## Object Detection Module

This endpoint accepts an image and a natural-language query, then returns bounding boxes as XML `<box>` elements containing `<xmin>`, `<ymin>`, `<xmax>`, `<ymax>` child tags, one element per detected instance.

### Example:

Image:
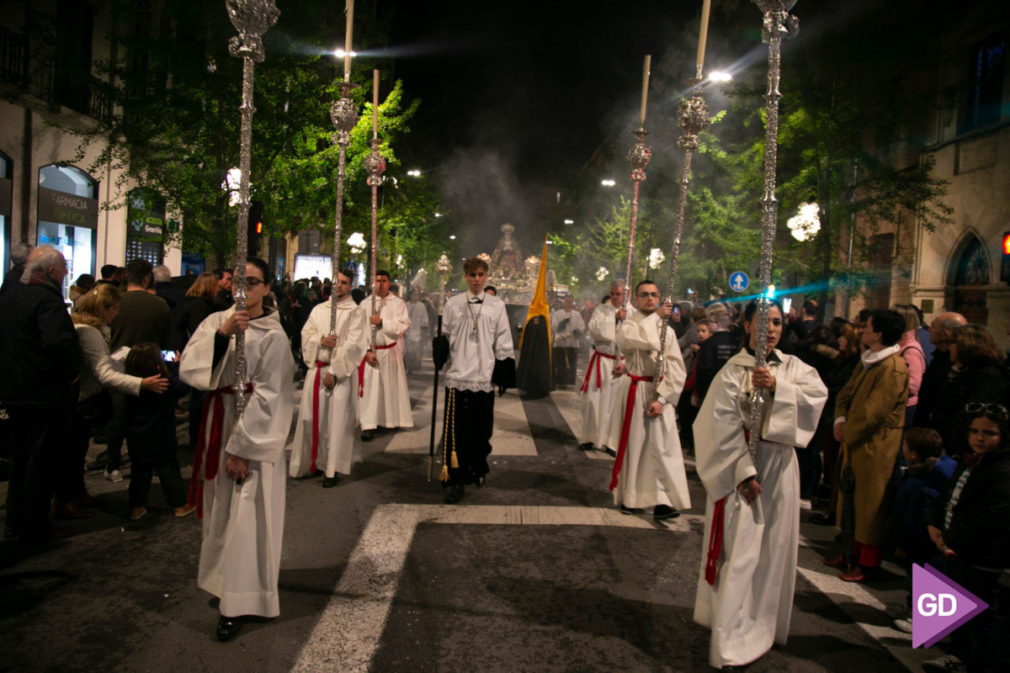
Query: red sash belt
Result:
<box><xmin>188</xmin><ymin>382</ymin><xmax>255</xmax><ymax>518</ymax></box>
<box><xmin>358</xmin><ymin>342</ymin><xmax>397</xmax><ymax>397</ymax></box>
<box><xmin>704</xmin><ymin>430</ymin><xmax>751</xmax><ymax>585</ymax></box>
<box><xmin>609</xmin><ymin>374</ymin><xmax>654</xmax><ymax>491</ymax></box>
<box><xmin>580</xmin><ymin>350</ymin><xmax>617</xmax><ymax>393</ymax></box>
<box><xmin>310</xmin><ymin>360</ymin><xmax>330</xmax><ymax>475</ymax></box>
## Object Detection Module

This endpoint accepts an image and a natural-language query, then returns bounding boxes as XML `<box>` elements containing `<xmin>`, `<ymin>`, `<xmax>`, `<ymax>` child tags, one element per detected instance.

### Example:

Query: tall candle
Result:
<box><xmin>639</xmin><ymin>54</ymin><xmax>651</xmax><ymax>126</ymax></box>
<box><xmin>372</xmin><ymin>69</ymin><xmax>379</xmax><ymax>138</ymax></box>
<box><xmin>343</xmin><ymin>0</ymin><xmax>355</xmax><ymax>81</ymax></box>
<box><xmin>696</xmin><ymin>0</ymin><xmax>711</xmax><ymax>80</ymax></box>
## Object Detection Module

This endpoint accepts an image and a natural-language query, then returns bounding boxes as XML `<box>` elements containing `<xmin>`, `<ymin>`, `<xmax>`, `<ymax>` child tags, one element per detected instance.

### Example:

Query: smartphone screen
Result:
<box><xmin>161</xmin><ymin>350</ymin><xmax>178</xmax><ymax>362</ymax></box>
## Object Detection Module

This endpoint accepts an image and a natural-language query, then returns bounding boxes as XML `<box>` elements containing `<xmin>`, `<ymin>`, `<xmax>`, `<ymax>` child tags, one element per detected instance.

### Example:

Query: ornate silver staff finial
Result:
<box><xmin>365</xmin><ymin>70</ymin><xmax>386</xmax><ymax>350</ymax></box>
<box><xmin>621</xmin><ymin>56</ymin><xmax>652</xmax><ymax>313</ymax></box>
<box><xmin>327</xmin><ymin>85</ymin><xmax>359</xmax><ymax>340</ymax></box>
<box><xmin>748</xmin><ymin>0</ymin><xmax>798</xmax><ymax>459</ymax></box>
<box><xmin>225</xmin><ymin>0</ymin><xmax>278</xmax><ymax>415</ymax></box>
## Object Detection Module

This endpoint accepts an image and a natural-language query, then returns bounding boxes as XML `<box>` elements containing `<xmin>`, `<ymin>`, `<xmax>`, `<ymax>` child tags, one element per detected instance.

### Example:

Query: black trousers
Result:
<box><xmin>105</xmin><ymin>391</ymin><xmax>129</xmax><ymax>471</ymax></box>
<box><xmin>441</xmin><ymin>387</ymin><xmax>494</xmax><ymax>486</ymax></box>
<box><xmin>5</xmin><ymin>405</ymin><xmax>70</xmax><ymax>539</ymax></box>
<box><xmin>128</xmin><ymin>455</ymin><xmax>188</xmax><ymax>509</ymax></box>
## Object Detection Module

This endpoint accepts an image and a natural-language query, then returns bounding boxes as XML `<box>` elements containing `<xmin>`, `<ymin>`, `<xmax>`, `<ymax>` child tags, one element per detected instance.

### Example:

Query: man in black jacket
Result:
<box><xmin>0</xmin><ymin>246</ymin><xmax>80</xmax><ymax>543</ymax></box>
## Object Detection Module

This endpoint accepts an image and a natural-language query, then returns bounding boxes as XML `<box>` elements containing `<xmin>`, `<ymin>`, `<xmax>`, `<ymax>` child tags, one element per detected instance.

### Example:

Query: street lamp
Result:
<box><xmin>563</xmin><ymin>218</ymin><xmax>574</xmax><ymax>225</ymax></box>
<box><xmin>787</xmin><ymin>202</ymin><xmax>821</xmax><ymax>241</ymax></box>
<box><xmin>708</xmin><ymin>70</ymin><xmax>733</xmax><ymax>83</ymax></box>
<box><xmin>434</xmin><ymin>212</ymin><xmax>442</xmax><ymax>218</ymax></box>
<box><xmin>449</xmin><ymin>234</ymin><xmax>456</xmax><ymax>240</ymax></box>
<box><xmin>600</xmin><ymin>179</ymin><xmax>616</xmax><ymax>187</ymax></box>
<box><xmin>406</xmin><ymin>169</ymin><xmax>422</xmax><ymax>177</ymax></box>
<box><xmin>222</xmin><ymin>167</ymin><xmax>243</xmax><ymax>206</ymax></box>
<box><xmin>332</xmin><ymin>48</ymin><xmax>358</xmax><ymax>59</ymax></box>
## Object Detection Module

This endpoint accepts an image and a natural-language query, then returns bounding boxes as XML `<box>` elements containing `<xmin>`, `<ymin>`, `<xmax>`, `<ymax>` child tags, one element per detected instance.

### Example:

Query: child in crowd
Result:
<box><xmin>124</xmin><ymin>343</ymin><xmax>195</xmax><ymax>520</ymax></box>
<box><xmin>921</xmin><ymin>403</ymin><xmax>1010</xmax><ymax>673</ymax></box>
<box><xmin>889</xmin><ymin>427</ymin><xmax>956</xmax><ymax>632</ymax></box>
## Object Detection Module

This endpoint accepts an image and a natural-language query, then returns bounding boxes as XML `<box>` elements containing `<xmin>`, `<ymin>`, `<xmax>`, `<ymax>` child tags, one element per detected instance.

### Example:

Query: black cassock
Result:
<box><xmin>517</xmin><ymin>315</ymin><xmax>551</xmax><ymax>399</ymax></box>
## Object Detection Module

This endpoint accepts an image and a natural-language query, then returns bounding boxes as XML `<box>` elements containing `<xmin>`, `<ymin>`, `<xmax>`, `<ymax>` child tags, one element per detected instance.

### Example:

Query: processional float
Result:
<box><xmin>225</xmin><ymin>0</ymin><xmax>279</xmax><ymax>415</ymax></box>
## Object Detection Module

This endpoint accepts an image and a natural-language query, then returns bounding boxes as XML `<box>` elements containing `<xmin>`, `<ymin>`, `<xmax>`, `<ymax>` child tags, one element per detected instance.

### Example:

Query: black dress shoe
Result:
<box><xmin>579</xmin><ymin>442</ymin><xmax>593</xmax><ymax>451</ymax></box>
<box><xmin>216</xmin><ymin>615</ymin><xmax>243</xmax><ymax>642</ymax></box>
<box><xmin>321</xmin><ymin>476</ymin><xmax>339</xmax><ymax>488</ymax></box>
<box><xmin>360</xmin><ymin>430</ymin><xmax>376</xmax><ymax>442</ymax></box>
<box><xmin>604</xmin><ymin>447</ymin><xmax>617</xmax><ymax>457</ymax></box>
<box><xmin>619</xmin><ymin>505</ymin><xmax>642</xmax><ymax>515</ymax></box>
<box><xmin>653</xmin><ymin>505</ymin><xmax>680</xmax><ymax>521</ymax></box>
<box><xmin>809</xmin><ymin>511</ymin><xmax>835</xmax><ymax>525</ymax></box>
<box><xmin>443</xmin><ymin>483</ymin><xmax>464</xmax><ymax>504</ymax></box>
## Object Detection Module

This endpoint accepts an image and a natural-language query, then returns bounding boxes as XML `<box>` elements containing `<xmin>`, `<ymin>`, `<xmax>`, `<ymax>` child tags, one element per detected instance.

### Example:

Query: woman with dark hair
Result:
<box><xmin>179</xmin><ymin>258</ymin><xmax>295</xmax><ymax>641</ymax></box>
<box><xmin>828</xmin><ymin>309</ymin><xmax>910</xmax><ymax>581</ymax></box>
<box><xmin>923</xmin><ymin>403</ymin><xmax>1010</xmax><ymax>673</ymax></box>
<box><xmin>927</xmin><ymin>324</ymin><xmax>1008</xmax><ymax>458</ymax></box>
<box><xmin>693</xmin><ymin>300</ymin><xmax>828</xmax><ymax>670</ymax></box>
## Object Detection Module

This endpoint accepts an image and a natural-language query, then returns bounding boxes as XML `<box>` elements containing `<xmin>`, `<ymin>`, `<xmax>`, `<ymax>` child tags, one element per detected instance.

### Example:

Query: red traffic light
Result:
<box><xmin>255</xmin><ymin>221</ymin><xmax>263</xmax><ymax>235</ymax></box>
<box><xmin>1003</xmin><ymin>232</ymin><xmax>1010</xmax><ymax>255</ymax></box>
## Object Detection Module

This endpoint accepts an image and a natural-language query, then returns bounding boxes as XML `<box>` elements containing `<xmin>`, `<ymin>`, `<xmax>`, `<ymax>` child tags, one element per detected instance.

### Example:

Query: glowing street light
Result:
<box><xmin>563</xmin><ymin>218</ymin><xmax>574</xmax><ymax>225</ymax></box>
<box><xmin>406</xmin><ymin>169</ymin><xmax>422</xmax><ymax>177</ymax></box>
<box><xmin>600</xmin><ymin>179</ymin><xmax>616</xmax><ymax>187</ymax></box>
<box><xmin>434</xmin><ymin>212</ymin><xmax>442</xmax><ymax>218</ymax></box>
<box><xmin>708</xmin><ymin>70</ymin><xmax>733</xmax><ymax>83</ymax></box>
<box><xmin>332</xmin><ymin>48</ymin><xmax>358</xmax><ymax>59</ymax></box>
<box><xmin>787</xmin><ymin>202</ymin><xmax>821</xmax><ymax>241</ymax></box>
<box><xmin>449</xmin><ymin>234</ymin><xmax>456</xmax><ymax>240</ymax></box>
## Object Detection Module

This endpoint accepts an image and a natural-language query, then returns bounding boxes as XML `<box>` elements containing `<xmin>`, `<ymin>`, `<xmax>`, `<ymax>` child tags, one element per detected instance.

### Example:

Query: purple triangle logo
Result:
<box><xmin>912</xmin><ymin>563</ymin><xmax>989</xmax><ymax>648</ymax></box>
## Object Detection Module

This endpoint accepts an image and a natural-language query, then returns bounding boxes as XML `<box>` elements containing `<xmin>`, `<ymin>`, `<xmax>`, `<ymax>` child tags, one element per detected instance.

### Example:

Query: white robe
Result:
<box><xmin>178</xmin><ymin>308</ymin><xmax>295</xmax><ymax>619</ymax></box>
<box><xmin>441</xmin><ymin>291</ymin><xmax>515</xmax><ymax>392</ymax></box>
<box><xmin>580</xmin><ymin>302</ymin><xmax>621</xmax><ymax>449</ymax></box>
<box><xmin>358</xmin><ymin>293</ymin><xmax>413</xmax><ymax>430</ymax></box>
<box><xmin>289</xmin><ymin>297</ymin><xmax>368</xmax><ymax>478</ymax></box>
<box><xmin>609</xmin><ymin>311</ymin><xmax>691</xmax><ymax>510</ymax></box>
<box><xmin>692</xmin><ymin>349</ymin><xmax>827</xmax><ymax>668</ymax></box>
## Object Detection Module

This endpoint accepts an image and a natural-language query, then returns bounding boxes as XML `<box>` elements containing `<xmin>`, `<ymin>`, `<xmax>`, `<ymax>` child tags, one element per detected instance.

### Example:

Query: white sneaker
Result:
<box><xmin>104</xmin><ymin>469</ymin><xmax>123</xmax><ymax>483</ymax></box>
<box><xmin>892</xmin><ymin>616</ymin><xmax>913</xmax><ymax>633</ymax></box>
<box><xmin>921</xmin><ymin>654</ymin><xmax>964</xmax><ymax>672</ymax></box>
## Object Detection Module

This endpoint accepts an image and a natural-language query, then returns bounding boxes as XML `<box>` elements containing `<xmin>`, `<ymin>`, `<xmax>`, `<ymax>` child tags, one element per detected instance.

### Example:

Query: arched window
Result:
<box><xmin>36</xmin><ymin>164</ymin><xmax>99</xmax><ymax>296</ymax></box>
<box><xmin>949</xmin><ymin>234</ymin><xmax>990</xmax><ymax>286</ymax></box>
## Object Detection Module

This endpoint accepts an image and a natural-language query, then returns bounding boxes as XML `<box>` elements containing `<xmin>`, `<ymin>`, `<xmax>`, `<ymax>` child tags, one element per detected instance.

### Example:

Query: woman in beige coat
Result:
<box><xmin>829</xmin><ymin>309</ymin><xmax>909</xmax><ymax>581</ymax></box>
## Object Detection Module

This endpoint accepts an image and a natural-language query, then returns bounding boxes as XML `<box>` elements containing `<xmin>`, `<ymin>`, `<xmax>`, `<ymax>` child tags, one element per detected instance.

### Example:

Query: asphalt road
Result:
<box><xmin>0</xmin><ymin>359</ymin><xmax>943</xmax><ymax>673</ymax></box>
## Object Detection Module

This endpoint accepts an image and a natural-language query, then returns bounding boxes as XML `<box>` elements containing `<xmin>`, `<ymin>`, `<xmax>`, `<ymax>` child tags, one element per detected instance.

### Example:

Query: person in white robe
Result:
<box><xmin>551</xmin><ymin>295</ymin><xmax>585</xmax><ymax>388</ymax></box>
<box><xmin>692</xmin><ymin>300</ymin><xmax>827</xmax><ymax>671</ymax></box>
<box><xmin>579</xmin><ymin>282</ymin><xmax>623</xmax><ymax>452</ymax></box>
<box><xmin>288</xmin><ymin>268</ymin><xmax>367</xmax><ymax>486</ymax></box>
<box><xmin>404</xmin><ymin>290</ymin><xmax>430</xmax><ymax>373</ymax></box>
<box><xmin>358</xmin><ymin>270</ymin><xmax>412</xmax><ymax>440</ymax></box>
<box><xmin>433</xmin><ymin>257</ymin><xmax>515</xmax><ymax>503</ymax></box>
<box><xmin>178</xmin><ymin>259</ymin><xmax>295</xmax><ymax>642</ymax></box>
<box><xmin>608</xmin><ymin>280</ymin><xmax>690</xmax><ymax>521</ymax></box>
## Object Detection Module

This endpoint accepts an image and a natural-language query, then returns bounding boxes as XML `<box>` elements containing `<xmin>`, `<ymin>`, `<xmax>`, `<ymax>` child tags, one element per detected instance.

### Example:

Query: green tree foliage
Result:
<box><xmin>69</xmin><ymin>0</ymin><xmax>427</xmax><ymax>270</ymax></box>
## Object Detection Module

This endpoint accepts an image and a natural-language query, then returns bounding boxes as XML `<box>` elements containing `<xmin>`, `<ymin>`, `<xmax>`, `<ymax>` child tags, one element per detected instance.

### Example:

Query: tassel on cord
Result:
<box><xmin>440</xmin><ymin>388</ymin><xmax>454</xmax><ymax>483</ymax></box>
<box><xmin>449</xmin><ymin>388</ymin><xmax>459</xmax><ymax>468</ymax></box>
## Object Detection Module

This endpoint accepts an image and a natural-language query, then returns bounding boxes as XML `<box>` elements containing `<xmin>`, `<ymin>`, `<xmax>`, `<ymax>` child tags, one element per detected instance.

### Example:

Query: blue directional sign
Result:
<box><xmin>729</xmin><ymin>271</ymin><xmax>749</xmax><ymax>293</ymax></box>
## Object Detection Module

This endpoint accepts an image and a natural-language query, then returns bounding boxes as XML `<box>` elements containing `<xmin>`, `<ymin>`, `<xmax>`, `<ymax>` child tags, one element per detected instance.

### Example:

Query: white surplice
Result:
<box><xmin>289</xmin><ymin>297</ymin><xmax>368</xmax><ymax>478</ymax></box>
<box><xmin>441</xmin><ymin>291</ymin><xmax>515</xmax><ymax>392</ymax></box>
<box><xmin>692</xmin><ymin>349</ymin><xmax>827</xmax><ymax>669</ymax></box>
<box><xmin>358</xmin><ymin>293</ymin><xmax>413</xmax><ymax>430</ymax></box>
<box><xmin>178</xmin><ymin>308</ymin><xmax>295</xmax><ymax>619</ymax></box>
<box><xmin>580</xmin><ymin>301</ymin><xmax>622</xmax><ymax>449</ymax></box>
<box><xmin>609</xmin><ymin>311</ymin><xmax>691</xmax><ymax>510</ymax></box>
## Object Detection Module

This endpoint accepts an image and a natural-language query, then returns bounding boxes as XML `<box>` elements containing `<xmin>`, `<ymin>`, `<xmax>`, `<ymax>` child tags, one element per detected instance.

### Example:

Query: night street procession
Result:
<box><xmin>2</xmin><ymin>0</ymin><xmax>1009</xmax><ymax>671</ymax></box>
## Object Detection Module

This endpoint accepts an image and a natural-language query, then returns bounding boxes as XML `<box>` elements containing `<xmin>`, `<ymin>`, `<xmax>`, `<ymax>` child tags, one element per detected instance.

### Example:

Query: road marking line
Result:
<box><xmin>291</xmin><ymin>503</ymin><xmax>684</xmax><ymax>673</ymax></box>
